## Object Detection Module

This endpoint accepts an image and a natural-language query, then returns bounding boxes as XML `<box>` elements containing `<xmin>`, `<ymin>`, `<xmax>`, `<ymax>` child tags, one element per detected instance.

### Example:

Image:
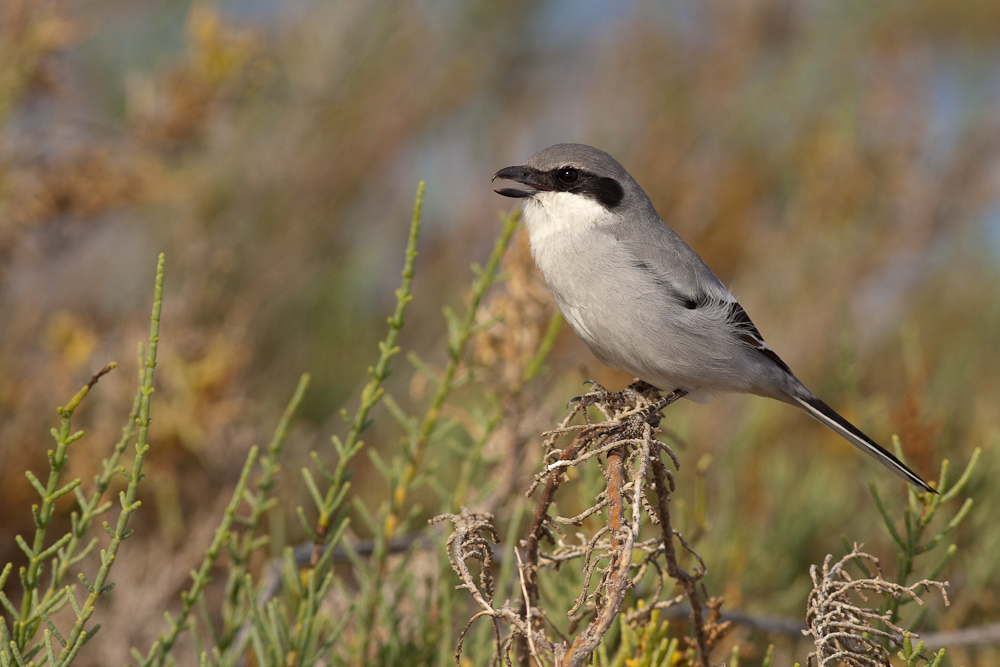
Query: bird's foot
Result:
<box><xmin>570</xmin><ymin>379</ymin><xmax>665</xmax><ymax>411</ymax></box>
<box><xmin>568</xmin><ymin>380</ymin><xmax>619</xmax><ymax>410</ymax></box>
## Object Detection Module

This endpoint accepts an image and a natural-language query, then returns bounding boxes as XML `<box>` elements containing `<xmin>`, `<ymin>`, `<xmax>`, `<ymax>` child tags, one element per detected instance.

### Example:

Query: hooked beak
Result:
<box><xmin>492</xmin><ymin>165</ymin><xmax>552</xmax><ymax>198</ymax></box>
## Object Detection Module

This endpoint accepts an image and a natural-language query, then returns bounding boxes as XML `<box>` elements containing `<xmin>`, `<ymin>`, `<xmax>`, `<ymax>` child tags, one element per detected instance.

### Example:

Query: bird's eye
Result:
<box><xmin>557</xmin><ymin>168</ymin><xmax>579</xmax><ymax>184</ymax></box>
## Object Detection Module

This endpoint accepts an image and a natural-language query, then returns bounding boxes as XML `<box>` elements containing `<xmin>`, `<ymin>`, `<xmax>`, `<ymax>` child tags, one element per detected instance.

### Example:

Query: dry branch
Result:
<box><xmin>441</xmin><ymin>381</ymin><xmax>729</xmax><ymax>667</ymax></box>
<box><xmin>806</xmin><ymin>546</ymin><xmax>949</xmax><ymax>667</ymax></box>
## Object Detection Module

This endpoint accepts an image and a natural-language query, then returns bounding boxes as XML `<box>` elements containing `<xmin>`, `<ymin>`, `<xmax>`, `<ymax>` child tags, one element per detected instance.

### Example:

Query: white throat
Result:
<box><xmin>522</xmin><ymin>191</ymin><xmax>607</xmax><ymax>251</ymax></box>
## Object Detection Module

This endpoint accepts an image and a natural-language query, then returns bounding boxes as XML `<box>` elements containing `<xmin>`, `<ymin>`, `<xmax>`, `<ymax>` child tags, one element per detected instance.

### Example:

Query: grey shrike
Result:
<box><xmin>493</xmin><ymin>143</ymin><xmax>933</xmax><ymax>493</ymax></box>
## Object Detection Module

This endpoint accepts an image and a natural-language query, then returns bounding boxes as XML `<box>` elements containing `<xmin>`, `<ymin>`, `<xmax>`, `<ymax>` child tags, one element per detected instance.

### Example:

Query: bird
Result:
<box><xmin>492</xmin><ymin>143</ymin><xmax>933</xmax><ymax>493</ymax></box>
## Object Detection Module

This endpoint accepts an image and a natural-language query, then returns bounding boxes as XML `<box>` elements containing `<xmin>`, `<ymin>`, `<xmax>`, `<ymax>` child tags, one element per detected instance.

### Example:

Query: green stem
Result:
<box><xmin>312</xmin><ymin>182</ymin><xmax>425</xmax><ymax>548</ymax></box>
<box><xmin>58</xmin><ymin>254</ymin><xmax>164</xmax><ymax>664</ymax></box>
<box><xmin>218</xmin><ymin>373</ymin><xmax>310</xmax><ymax>654</ymax></box>
<box><xmin>359</xmin><ymin>209</ymin><xmax>519</xmax><ymax>659</ymax></box>
<box><xmin>137</xmin><ymin>448</ymin><xmax>259</xmax><ymax>667</ymax></box>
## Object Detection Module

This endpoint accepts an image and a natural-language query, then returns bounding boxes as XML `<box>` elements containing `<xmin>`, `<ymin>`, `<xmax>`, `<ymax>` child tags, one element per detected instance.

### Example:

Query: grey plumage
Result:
<box><xmin>493</xmin><ymin>143</ymin><xmax>933</xmax><ymax>493</ymax></box>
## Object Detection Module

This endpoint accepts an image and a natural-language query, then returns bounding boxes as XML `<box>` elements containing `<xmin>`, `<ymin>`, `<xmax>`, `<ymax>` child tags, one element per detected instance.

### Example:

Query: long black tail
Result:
<box><xmin>792</xmin><ymin>393</ymin><xmax>934</xmax><ymax>493</ymax></box>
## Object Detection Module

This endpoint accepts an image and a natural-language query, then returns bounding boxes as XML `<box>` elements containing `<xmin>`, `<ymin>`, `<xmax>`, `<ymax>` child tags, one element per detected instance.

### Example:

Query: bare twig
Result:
<box><xmin>514</xmin><ymin>549</ymin><xmax>540</xmax><ymax>665</ymax></box>
<box><xmin>443</xmin><ymin>381</ymin><xmax>722</xmax><ymax>667</ymax></box>
<box><xmin>561</xmin><ymin>423</ymin><xmax>653</xmax><ymax>666</ymax></box>
<box><xmin>649</xmin><ymin>444</ymin><xmax>713</xmax><ymax>666</ymax></box>
<box><xmin>515</xmin><ymin>415</ymin><xmax>594</xmax><ymax>666</ymax></box>
<box><xmin>806</xmin><ymin>546</ymin><xmax>949</xmax><ymax>667</ymax></box>
<box><xmin>433</xmin><ymin>509</ymin><xmax>559</xmax><ymax>665</ymax></box>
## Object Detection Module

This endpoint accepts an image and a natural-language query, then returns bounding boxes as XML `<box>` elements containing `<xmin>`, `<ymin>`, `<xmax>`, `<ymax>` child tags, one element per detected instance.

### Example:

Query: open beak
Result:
<box><xmin>492</xmin><ymin>165</ymin><xmax>551</xmax><ymax>198</ymax></box>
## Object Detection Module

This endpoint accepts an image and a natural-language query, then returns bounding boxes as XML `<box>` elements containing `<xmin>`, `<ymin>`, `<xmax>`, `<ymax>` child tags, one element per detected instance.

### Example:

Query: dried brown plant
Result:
<box><xmin>805</xmin><ymin>546</ymin><xmax>949</xmax><ymax>667</ymax></box>
<box><xmin>440</xmin><ymin>381</ymin><xmax>730</xmax><ymax>667</ymax></box>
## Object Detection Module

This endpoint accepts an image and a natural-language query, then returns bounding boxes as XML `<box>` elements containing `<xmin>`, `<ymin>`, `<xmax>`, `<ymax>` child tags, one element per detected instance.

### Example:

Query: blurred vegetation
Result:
<box><xmin>1</xmin><ymin>0</ymin><xmax>999</xmax><ymax>665</ymax></box>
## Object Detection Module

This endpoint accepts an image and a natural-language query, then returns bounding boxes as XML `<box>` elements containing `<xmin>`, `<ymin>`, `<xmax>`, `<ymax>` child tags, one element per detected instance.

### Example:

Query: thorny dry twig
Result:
<box><xmin>432</xmin><ymin>509</ymin><xmax>557</xmax><ymax>666</ymax></box>
<box><xmin>806</xmin><ymin>546</ymin><xmax>949</xmax><ymax>667</ymax></box>
<box><xmin>439</xmin><ymin>381</ymin><xmax>727</xmax><ymax>667</ymax></box>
